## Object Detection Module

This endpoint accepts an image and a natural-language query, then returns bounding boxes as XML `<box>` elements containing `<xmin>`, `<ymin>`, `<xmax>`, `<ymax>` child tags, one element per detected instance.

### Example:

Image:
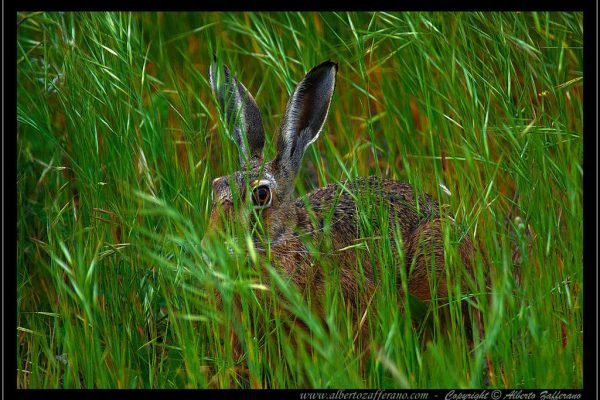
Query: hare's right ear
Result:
<box><xmin>273</xmin><ymin>61</ymin><xmax>337</xmax><ymax>190</ymax></box>
<box><xmin>209</xmin><ymin>62</ymin><xmax>265</xmax><ymax>166</ymax></box>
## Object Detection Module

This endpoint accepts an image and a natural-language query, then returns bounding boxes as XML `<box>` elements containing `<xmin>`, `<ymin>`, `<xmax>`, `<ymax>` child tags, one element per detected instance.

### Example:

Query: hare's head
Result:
<box><xmin>203</xmin><ymin>60</ymin><xmax>337</xmax><ymax>249</ymax></box>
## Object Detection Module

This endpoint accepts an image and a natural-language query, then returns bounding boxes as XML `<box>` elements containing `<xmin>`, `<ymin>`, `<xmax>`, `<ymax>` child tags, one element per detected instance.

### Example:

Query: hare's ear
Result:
<box><xmin>209</xmin><ymin>62</ymin><xmax>265</xmax><ymax>165</ymax></box>
<box><xmin>273</xmin><ymin>61</ymin><xmax>337</xmax><ymax>184</ymax></box>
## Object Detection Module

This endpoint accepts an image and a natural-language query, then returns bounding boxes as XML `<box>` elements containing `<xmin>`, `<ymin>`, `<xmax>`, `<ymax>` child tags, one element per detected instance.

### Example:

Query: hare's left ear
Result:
<box><xmin>273</xmin><ymin>61</ymin><xmax>337</xmax><ymax>183</ymax></box>
<box><xmin>209</xmin><ymin>62</ymin><xmax>265</xmax><ymax>165</ymax></box>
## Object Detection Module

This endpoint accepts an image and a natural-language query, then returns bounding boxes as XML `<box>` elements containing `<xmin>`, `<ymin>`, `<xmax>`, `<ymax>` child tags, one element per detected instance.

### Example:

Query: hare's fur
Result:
<box><xmin>205</xmin><ymin>60</ymin><xmax>473</xmax><ymax>312</ymax></box>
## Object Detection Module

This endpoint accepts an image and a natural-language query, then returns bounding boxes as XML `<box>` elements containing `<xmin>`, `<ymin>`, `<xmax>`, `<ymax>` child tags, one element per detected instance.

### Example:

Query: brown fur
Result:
<box><xmin>204</xmin><ymin>61</ymin><xmax>477</xmax><ymax>386</ymax></box>
<box><xmin>206</xmin><ymin>174</ymin><xmax>473</xmax><ymax>308</ymax></box>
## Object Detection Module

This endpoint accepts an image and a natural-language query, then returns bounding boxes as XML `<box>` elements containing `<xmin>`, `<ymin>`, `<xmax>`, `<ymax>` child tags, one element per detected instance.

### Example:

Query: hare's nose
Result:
<box><xmin>211</xmin><ymin>177</ymin><xmax>228</xmax><ymax>198</ymax></box>
<box><xmin>212</xmin><ymin>176</ymin><xmax>227</xmax><ymax>189</ymax></box>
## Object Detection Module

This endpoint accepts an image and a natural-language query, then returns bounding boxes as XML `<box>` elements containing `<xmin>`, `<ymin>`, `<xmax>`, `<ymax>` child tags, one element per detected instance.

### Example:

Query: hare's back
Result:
<box><xmin>299</xmin><ymin>176</ymin><xmax>439</xmax><ymax>239</ymax></box>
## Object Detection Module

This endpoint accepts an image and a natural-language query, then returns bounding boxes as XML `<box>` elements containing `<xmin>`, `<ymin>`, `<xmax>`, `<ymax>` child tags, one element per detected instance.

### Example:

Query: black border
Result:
<box><xmin>11</xmin><ymin>0</ymin><xmax>593</xmax><ymax>12</ymax></box>
<box><xmin>7</xmin><ymin>1</ymin><xmax>596</xmax><ymax>399</ymax></box>
<box><xmin>581</xmin><ymin>6</ymin><xmax>597</xmax><ymax>398</ymax></box>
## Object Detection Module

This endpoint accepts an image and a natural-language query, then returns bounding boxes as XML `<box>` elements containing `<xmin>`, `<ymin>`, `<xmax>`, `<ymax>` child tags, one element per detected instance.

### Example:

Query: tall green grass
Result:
<box><xmin>17</xmin><ymin>12</ymin><xmax>583</xmax><ymax>388</ymax></box>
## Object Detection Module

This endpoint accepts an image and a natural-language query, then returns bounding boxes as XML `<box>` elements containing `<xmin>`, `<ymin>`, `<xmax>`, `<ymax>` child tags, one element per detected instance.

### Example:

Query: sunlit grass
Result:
<box><xmin>17</xmin><ymin>11</ymin><xmax>583</xmax><ymax>388</ymax></box>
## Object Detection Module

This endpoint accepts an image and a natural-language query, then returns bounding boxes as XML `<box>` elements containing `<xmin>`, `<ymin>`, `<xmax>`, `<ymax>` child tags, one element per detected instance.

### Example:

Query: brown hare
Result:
<box><xmin>203</xmin><ymin>60</ymin><xmax>474</xmax><ymax>323</ymax></box>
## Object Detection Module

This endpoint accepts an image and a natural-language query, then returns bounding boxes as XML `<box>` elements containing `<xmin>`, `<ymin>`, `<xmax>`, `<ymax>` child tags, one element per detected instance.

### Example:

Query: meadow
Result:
<box><xmin>16</xmin><ymin>12</ymin><xmax>583</xmax><ymax>389</ymax></box>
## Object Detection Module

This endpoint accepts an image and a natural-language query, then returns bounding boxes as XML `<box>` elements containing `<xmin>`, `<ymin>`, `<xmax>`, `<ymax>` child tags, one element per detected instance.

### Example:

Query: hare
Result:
<box><xmin>204</xmin><ymin>60</ymin><xmax>474</xmax><ymax>318</ymax></box>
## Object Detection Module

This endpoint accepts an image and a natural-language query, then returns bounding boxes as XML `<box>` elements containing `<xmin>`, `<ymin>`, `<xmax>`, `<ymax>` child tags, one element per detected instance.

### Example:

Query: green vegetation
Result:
<box><xmin>17</xmin><ymin>12</ymin><xmax>583</xmax><ymax>388</ymax></box>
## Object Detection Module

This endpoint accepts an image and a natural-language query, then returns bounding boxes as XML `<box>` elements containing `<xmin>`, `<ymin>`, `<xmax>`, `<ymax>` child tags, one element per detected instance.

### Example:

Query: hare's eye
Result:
<box><xmin>251</xmin><ymin>185</ymin><xmax>272</xmax><ymax>208</ymax></box>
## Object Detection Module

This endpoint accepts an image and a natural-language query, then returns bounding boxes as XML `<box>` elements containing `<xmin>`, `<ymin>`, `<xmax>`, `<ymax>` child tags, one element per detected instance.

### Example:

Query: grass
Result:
<box><xmin>16</xmin><ymin>11</ymin><xmax>583</xmax><ymax>389</ymax></box>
